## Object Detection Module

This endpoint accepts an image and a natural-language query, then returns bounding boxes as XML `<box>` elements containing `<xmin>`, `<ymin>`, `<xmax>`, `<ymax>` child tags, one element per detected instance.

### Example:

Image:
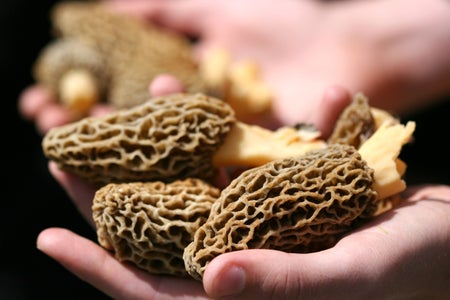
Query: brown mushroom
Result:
<box><xmin>183</xmin><ymin>144</ymin><xmax>378</xmax><ymax>280</ymax></box>
<box><xmin>92</xmin><ymin>178</ymin><xmax>219</xmax><ymax>277</ymax></box>
<box><xmin>33</xmin><ymin>38</ymin><xmax>108</xmax><ymax>116</ymax></box>
<box><xmin>33</xmin><ymin>1</ymin><xmax>206</xmax><ymax>115</ymax></box>
<box><xmin>42</xmin><ymin>93</ymin><xmax>325</xmax><ymax>186</ymax></box>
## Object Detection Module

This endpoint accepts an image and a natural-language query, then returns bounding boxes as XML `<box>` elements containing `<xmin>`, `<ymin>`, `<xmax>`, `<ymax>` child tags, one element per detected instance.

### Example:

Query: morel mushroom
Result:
<box><xmin>33</xmin><ymin>1</ymin><xmax>206</xmax><ymax>115</ymax></box>
<box><xmin>42</xmin><ymin>93</ymin><xmax>325</xmax><ymax>186</ymax></box>
<box><xmin>92</xmin><ymin>178</ymin><xmax>219</xmax><ymax>277</ymax></box>
<box><xmin>33</xmin><ymin>38</ymin><xmax>108</xmax><ymax>116</ymax></box>
<box><xmin>327</xmin><ymin>93</ymin><xmax>376</xmax><ymax>148</ymax></box>
<box><xmin>41</xmin><ymin>93</ymin><xmax>235</xmax><ymax>185</ymax></box>
<box><xmin>183</xmin><ymin>144</ymin><xmax>377</xmax><ymax>280</ymax></box>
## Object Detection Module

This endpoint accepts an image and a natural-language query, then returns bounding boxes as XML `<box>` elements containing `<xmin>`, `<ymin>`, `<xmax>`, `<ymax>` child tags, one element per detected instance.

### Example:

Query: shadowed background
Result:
<box><xmin>2</xmin><ymin>0</ymin><xmax>109</xmax><ymax>298</ymax></box>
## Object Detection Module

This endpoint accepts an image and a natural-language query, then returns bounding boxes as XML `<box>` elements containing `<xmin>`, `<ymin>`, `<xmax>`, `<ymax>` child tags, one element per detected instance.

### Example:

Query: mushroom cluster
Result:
<box><xmin>42</xmin><ymin>91</ymin><xmax>415</xmax><ymax>279</ymax></box>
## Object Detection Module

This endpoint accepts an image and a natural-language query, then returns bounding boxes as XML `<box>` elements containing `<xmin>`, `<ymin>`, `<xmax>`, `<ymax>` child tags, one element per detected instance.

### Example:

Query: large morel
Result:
<box><xmin>183</xmin><ymin>144</ymin><xmax>378</xmax><ymax>280</ymax></box>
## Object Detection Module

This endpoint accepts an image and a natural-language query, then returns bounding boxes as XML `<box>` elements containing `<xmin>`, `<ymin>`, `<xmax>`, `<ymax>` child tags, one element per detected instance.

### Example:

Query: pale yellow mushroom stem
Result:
<box><xmin>59</xmin><ymin>68</ymin><xmax>100</xmax><ymax>115</ymax></box>
<box><xmin>358</xmin><ymin>121</ymin><xmax>416</xmax><ymax>200</ymax></box>
<box><xmin>213</xmin><ymin>122</ymin><xmax>326</xmax><ymax>167</ymax></box>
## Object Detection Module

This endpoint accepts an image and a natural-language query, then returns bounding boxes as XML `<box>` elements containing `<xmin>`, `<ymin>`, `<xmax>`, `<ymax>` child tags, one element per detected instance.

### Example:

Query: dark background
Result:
<box><xmin>1</xmin><ymin>0</ymin><xmax>449</xmax><ymax>299</ymax></box>
<box><xmin>1</xmin><ymin>0</ymin><xmax>110</xmax><ymax>299</ymax></box>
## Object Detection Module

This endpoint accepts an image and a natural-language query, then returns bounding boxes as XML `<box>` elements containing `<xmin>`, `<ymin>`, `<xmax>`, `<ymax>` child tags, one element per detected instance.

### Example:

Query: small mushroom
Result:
<box><xmin>327</xmin><ymin>93</ymin><xmax>376</xmax><ymax>148</ymax></box>
<box><xmin>33</xmin><ymin>38</ymin><xmax>108</xmax><ymax>116</ymax></box>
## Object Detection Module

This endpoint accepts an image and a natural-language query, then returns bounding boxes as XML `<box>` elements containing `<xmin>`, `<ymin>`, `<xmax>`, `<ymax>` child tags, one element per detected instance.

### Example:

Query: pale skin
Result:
<box><xmin>23</xmin><ymin>0</ymin><xmax>450</xmax><ymax>298</ymax></box>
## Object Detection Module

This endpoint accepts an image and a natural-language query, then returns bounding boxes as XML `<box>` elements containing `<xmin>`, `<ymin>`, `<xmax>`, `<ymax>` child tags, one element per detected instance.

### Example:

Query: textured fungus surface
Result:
<box><xmin>93</xmin><ymin>179</ymin><xmax>219</xmax><ymax>277</ymax></box>
<box><xmin>42</xmin><ymin>93</ymin><xmax>235</xmax><ymax>185</ymax></box>
<box><xmin>328</xmin><ymin>93</ymin><xmax>376</xmax><ymax>148</ymax></box>
<box><xmin>34</xmin><ymin>38</ymin><xmax>108</xmax><ymax>100</ymax></box>
<box><xmin>183</xmin><ymin>144</ymin><xmax>378</xmax><ymax>280</ymax></box>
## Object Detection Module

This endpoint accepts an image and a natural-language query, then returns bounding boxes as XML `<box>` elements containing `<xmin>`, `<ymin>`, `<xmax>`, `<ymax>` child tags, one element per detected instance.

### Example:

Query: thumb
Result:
<box><xmin>313</xmin><ymin>85</ymin><xmax>352</xmax><ymax>139</ymax></box>
<box><xmin>203</xmin><ymin>248</ymin><xmax>367</xmax><ymax>300</ymax></box>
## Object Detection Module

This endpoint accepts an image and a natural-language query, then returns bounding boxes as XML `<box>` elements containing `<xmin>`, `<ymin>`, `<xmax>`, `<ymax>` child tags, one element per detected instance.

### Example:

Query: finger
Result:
<box><xmin>18</xmin><ymin>85</ymin><xmax>53</xmax><ymax>121</ymax></box>
<box><xmin>148</xmin><ymin>73</ymin><xmax>185</xmax><ymax>97</ymax></box>
<box><xmin>203</xmin><ymin>248</ymin><xmax>366</xmax><ymax>300</ymax></box>
<box><xmin>37</xmin><ymin>228</ymin><xmax>207</xmax><ymax>300</ymax></box>
<box><xmin>314</xmin><ymin>85</ymin><xmax>352</xmax><ymax>139</ymax></box>
<box><xmin>48</xmin><ymin>161</ymin><xmax>97</xmax><ymax>226</ymax></box>
<box><xmin>402</xmin><ymin>184</ymin><xmax>450</xmax><ymax>202</ymax></box>
<box><xmin>35</xmin><ymin>103</ymin><xmax>75</xmax><ymax>134</ymax></box>
<box><xmin>18</xmin><ymin>84</ymin><xmax>74</xmax><ymax>134</ymax></box>
<box><xmin>106</xmin><ymin>0</ymin><xmax>211</xmax><ymax>35</ymax></box>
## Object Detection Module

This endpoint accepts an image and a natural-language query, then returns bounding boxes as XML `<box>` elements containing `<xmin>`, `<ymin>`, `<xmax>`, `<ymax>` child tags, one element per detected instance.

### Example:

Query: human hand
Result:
<box><xmin>37</xmin><ymin>227</ymin><xmax>207</xmax><ymax>299</ymax></box>
<box><xmin>37</xmin><ymin>171</ymin><xmax>450</xmax><ymax>299</ymax></box>
<box><xmin>38</xmin><ymin>76</ymin><xmax>450</xmax><ymax>299</ymax></box>
<box><xmin>106</xmin><ymin>0</ymin><xmax>352</xmax><ymax>135</ymax></box>
<box><xmin>21</xmin><ymin>0</ymin><xmax>450</xmax><ymax>134</ymax></box>
<box><xmin>107</xmin><ymin>0</ymin><xmax>450</xmax><ymax>133</ymax></box>
<box><xmin>33</xmin><ymin>0</ymin><xmax>450</xmax><ymax>296</ymax></box>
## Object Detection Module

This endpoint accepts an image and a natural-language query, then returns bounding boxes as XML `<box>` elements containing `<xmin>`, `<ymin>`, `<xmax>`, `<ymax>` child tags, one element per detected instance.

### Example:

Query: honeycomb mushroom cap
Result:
<box><xmin>33</xmin><ymin>38</ymin><xmax>108</xmax><ymax>99</ymax></box>
<box><xmin>183</xmin><ymin>144</ymin><xmax>378</xmax><ymax>280</ymax></box>
<box><xmin>328</xmin><ymin>93</ymin><xmax>376</xmax><ymax>148</ymax></box>
<box><xmin>93</xmin><ymin>179</ymin><xmax>220</xmax><ymax>277</ymax></box>
<box><xmin>42</xmin><ymin>93</ymin><xmax>236</xmax><ymax>186</ymax></box>
<box><xmin>48</xmin><ymin>1</ymin><xmax>207</xmax><ymax>108</ymax></box>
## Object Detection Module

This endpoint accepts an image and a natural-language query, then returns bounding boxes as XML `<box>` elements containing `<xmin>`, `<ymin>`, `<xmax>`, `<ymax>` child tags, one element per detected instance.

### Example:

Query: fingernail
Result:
<box><xmin>215</xmin><ymin>265</ymin><xmax>246</xmax><ymax>297</ymax></box>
